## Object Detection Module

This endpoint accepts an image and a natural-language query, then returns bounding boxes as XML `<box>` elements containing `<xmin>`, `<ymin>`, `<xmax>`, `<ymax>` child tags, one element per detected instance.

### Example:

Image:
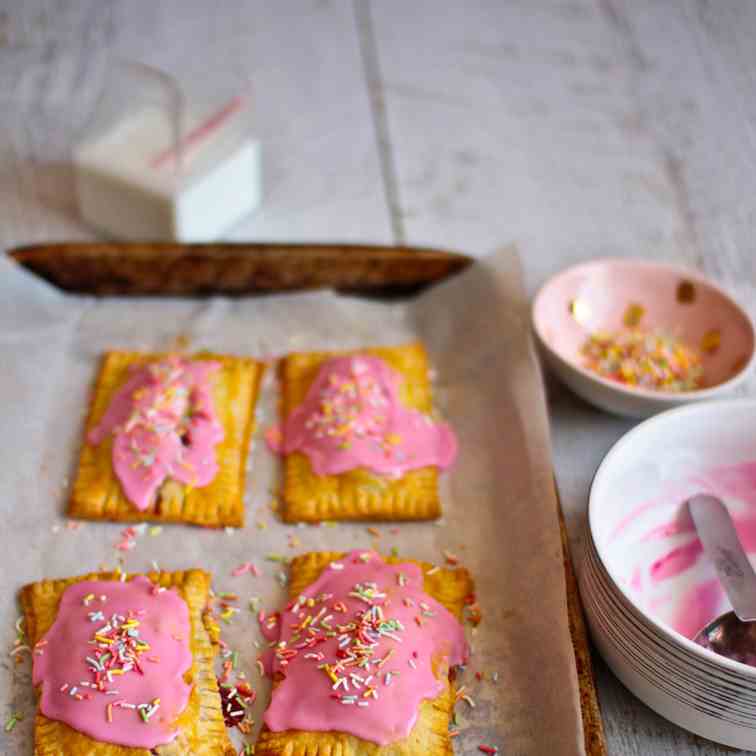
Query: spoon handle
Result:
<box><xmin>688</xmin><ymin>494</ymin><xmax>756</xmax><ymax>622</ymax></box>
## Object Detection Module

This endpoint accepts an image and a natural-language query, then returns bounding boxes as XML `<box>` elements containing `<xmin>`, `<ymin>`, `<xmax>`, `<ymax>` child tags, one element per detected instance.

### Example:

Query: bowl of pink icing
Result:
<box><xmin>581</xmin><ymin>399</ymin><xmax>756</xmax><ymax>750</ymax></box>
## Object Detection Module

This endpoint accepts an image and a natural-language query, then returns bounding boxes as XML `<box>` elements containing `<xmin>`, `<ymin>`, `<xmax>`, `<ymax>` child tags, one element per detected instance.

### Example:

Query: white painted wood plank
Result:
<box><xmin>370</xmin><ymin>1</ymin><xmax>756</xmax><ymax>753</ymax></box>
<box><xmin>0</xmin><ymin>0</ymin><xmax>391</xmax><ymax>247</ymax></box>
<box><xmin>368</xmin><ymin>1</ymin><xmax>687</xmax><ymax>281</ymax></box>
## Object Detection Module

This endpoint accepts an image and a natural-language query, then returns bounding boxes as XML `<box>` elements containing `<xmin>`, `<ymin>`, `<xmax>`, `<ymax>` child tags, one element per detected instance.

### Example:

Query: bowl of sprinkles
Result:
<box><xmin>532</xmin><ymin>259</ymin><xmax>755</xmax><ymax>418</ymax></box>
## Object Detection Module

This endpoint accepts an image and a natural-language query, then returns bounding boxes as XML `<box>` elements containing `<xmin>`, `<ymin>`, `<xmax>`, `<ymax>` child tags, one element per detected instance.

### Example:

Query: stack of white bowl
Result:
<box><xmin>579</xmin><ymin>400</ymin><xmax>756</xmax><ymax>750</ymax></box>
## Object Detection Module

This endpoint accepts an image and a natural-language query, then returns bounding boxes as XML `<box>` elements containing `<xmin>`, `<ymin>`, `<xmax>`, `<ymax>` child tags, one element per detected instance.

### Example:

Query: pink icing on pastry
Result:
<box><xmin>268</xmin><ymin>355</ymin><xmax>457</xmax><ymax>476</ymax></box>
<box><xmin>260</xmin><ymin>550</ymin><xmax>468</xmax><ymax>745</ymax></box>
<box><xmin>32</xmin><ymin>576</ymin><xmax>193</xmax><ymax>748</ymax></box>
<box><xmin>88</xmin><ymin>356</ymin><xmax>224</xmax><ymax>511</ymax></box>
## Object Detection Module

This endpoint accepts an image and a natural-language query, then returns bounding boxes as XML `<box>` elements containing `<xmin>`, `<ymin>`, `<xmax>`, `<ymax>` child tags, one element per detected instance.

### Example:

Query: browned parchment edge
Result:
<box><xmin>556</xmin><ymin>481</ymin><xmax>608</xmax><ymax>756</ymax></box>
<box><xmin>7</xmin><ymin>242</ymin><xmax>473</xmax><ymax>297</ymax></box>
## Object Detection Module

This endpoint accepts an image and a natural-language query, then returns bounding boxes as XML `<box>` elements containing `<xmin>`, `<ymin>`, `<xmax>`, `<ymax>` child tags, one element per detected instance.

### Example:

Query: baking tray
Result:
<box><xmin>8</xmin><ymin>241</ymin><xmax>606</xmax><ymax>755</ymax></box>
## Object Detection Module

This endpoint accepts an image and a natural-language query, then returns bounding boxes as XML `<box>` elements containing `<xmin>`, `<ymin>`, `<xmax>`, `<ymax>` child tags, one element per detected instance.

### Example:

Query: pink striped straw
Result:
<box><xmin>150</xmin><ymin>95</ymin><xmax>246</xmax><ymax>170</ymax></box>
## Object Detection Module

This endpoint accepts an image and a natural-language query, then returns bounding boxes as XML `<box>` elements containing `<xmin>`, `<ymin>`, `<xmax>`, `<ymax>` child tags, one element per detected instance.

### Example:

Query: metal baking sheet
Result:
<box><xmin>0</xmin><ymin>246</ymin><xmax>584</xmax><ymax>755</ymax></box>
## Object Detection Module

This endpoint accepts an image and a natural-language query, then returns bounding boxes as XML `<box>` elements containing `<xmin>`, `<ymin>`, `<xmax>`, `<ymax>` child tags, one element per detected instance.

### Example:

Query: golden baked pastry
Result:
<box><xmin>69</xmin><ymin>350</ymin><xmax>263</xmax><ymax>527</ymax></box>
<box><xmin>21</xmin><ymin>568</ymin><xmax>235</xmax><ymax>755</ymax></box>
<box><xmin>255</xmin><ymin>550</ymin><xmax>473</xmax><ymax>755</ymax></box>
<box><xmin>280</xmin><ymin>343</ymin><xmax>447</xmax><ymax>523</ymax></box>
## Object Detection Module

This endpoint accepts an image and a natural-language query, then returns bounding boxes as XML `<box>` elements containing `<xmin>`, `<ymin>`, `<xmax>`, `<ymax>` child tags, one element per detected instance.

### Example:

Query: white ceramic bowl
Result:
<box><xmin>581</xmin><ymin>400</ymin><xmax>756</xmax><ymax>749</ymax></box>
<box><xmin>532</xmin><ymin>260</ymin><xmax>755</xmax><ymax>418</ymax></box>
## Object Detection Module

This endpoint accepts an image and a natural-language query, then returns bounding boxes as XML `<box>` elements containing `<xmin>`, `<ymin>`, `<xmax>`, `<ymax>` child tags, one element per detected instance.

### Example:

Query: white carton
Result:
<box><xmin>75</xmin><ymin>97</ymin><xmax>261</xmax><ymax>241</ymax></box>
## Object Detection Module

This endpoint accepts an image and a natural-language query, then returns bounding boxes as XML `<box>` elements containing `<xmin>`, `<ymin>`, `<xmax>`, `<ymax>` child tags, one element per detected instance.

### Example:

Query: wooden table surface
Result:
<box><xmin>2</xmin><ymin>2</ymin><xmax>756</xmax><ymax>753</ymax></box>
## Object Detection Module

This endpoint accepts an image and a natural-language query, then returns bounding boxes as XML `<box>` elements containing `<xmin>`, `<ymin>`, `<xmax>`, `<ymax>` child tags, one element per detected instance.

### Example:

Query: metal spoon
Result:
<box><xmin>689</xmin><ymin>494</ymin><xmax>756</xmax><ymax>665</ymax></box>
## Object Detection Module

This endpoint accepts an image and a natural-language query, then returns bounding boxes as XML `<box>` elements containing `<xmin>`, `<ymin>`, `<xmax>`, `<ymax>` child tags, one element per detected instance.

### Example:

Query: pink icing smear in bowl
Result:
<box><xmin>607</xmin><ymin>460</ymin><xmax>756</xmax><ymax>640</ymax></box>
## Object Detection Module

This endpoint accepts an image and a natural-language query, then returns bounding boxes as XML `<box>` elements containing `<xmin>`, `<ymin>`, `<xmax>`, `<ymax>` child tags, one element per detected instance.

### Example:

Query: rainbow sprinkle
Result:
<box><xmin>581</xmin><ymin>328</ymin><xmax>704</xmax><ymax>392</ymax></box>
<box><xmin>4</xmin><ymin>712</ymin><xmax>21</xmax><ymax>732</ymax></box>
<box><xmin>56</xmin><ymin>599</ymin><xmax>165</xmax><ymax>725</ymax></box>
<box><xmin>302</xmin><ymin>361</ymin><xmax>395</xmax><ymax>453</ymax></box>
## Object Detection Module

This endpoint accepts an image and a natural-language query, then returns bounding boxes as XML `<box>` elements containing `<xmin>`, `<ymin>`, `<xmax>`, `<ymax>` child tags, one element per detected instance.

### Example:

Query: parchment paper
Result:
<box><xmin>0</xmin><ymin>246</ymin><xmax>584</xmax><ymax>755</ymax></box>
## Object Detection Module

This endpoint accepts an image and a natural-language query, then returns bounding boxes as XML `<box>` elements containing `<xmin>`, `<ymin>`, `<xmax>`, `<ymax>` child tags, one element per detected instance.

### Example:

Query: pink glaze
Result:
<box><xmin>640</xmin><ymin>516</ymin><xmax>695</xmax><ymax>542</ymax></box>
<box><xmin>261</xmin><ymin>550</ymin><xmax>468</xmax><ymax>745</ymax></box>
<box><xmin>673</xmin><ymin>578</ymin><xmax>722</xmax><ymax>640</ymax></box>
<box><xmin>619</xmin><ymin>461</ymin><xmax>756</xmax><ymax>638</ymax></box>
<box><xmin>268</xmin><ymin>355</ymin><xmax>457</xmax><ymax>477</ymax></box>
<box><xmin>629</xmin><ymin>566</ymin><xmax>643</xmax><ymax>594</ymax></box>
<box><xmin>649</xmin><ymin>540</ymin><xmax>703</xmax><ymax>583</ymax></box>
<box><xmin>89</xmin><ymin>356</ymin><xmax>224</xmax><ymax>511</ymax></box>
<box><xmin>32</xmin><ymin>576</ymin><xmax>192</xmax><ymax>748</ymax></box>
